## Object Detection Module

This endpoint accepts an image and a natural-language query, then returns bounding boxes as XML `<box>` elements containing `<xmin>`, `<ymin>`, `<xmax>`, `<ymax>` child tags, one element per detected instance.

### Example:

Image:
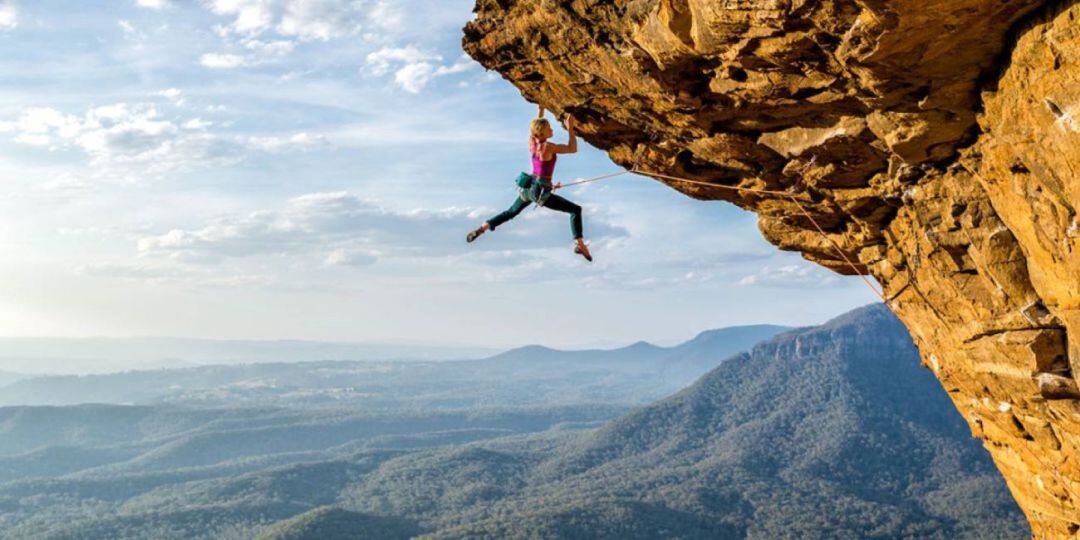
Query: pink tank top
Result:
<box><xmin>531</xmin><ymin>140</ymin><xmax>556</xmax><ymax>180</ymax></box>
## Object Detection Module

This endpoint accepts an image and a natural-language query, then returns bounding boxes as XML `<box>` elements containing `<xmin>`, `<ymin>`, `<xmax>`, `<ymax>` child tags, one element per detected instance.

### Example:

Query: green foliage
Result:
<box><xmin>0</xmin><ymin>307</ymin><xmax>1029</xmax><ymax>539</ymax></box>
<box><xmin>255</xmin><ymin>507</ymin><xmax>422</xmax><ymax>540</ymax></box>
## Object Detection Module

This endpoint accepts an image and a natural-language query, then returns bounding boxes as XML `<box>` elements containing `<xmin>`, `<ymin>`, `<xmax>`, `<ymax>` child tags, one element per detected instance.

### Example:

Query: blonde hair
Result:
<box><xmin>529</xmin><ymin>118</ymin><xmax>551</xmax><ymax>156</ymax></box>
<box><xmin>530</xmin><ymin>118</ymin><xmax>551</xmax><ymax>141</ymax></box>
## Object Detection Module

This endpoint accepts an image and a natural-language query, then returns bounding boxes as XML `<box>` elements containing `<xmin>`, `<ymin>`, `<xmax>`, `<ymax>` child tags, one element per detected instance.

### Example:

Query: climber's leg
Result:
<box><xmin>487</xmin><ymin>196</ymin><xmax>532</xmax><ymax>231</ymax></box>
<box><xmin>541</xmin><ymin>193</ymin><xmax>583</xmax><ymax>239</ymax></box>
<box><xmin>469</xmin><ymin>196</ymin><xmax>531</xmax><ymax>242</ymax></box>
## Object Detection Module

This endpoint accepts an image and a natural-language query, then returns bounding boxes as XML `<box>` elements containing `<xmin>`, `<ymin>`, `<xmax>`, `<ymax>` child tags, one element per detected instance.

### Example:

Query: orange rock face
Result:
<box><xmin>464</xmin><ymin>0</ymin><xmax>1080</xmax><ymax>534</ymax></box>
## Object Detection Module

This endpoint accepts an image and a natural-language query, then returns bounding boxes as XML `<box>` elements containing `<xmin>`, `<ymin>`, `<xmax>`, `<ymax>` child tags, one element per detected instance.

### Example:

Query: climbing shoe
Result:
<box><xmin>466</xmin><ymin>227</ymin><xmax>485</xmax><ymax>243</ymax></box>
<box><xmin>574</xmin><ymin>241</ymin><xmax>593</xmax><ymax>262</ymax></box>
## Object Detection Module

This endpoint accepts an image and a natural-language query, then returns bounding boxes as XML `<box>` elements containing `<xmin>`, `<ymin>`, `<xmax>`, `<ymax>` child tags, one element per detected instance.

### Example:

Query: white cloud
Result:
<box><xmin>366</xmin><ymin>47</ymin><xmax>476</xmax><ymax>93</ymax></box>
<box><xmin>366</xmin><ymin>1</ymin><xmax>403</xmax><ymax>31</ymax></box>
<box><xmin>135</xmin><ymin>192</ymin><xmax>629</xmax><ymax>269</ymax></box>
<box><xmin>738</xmin><ymin>264</ymin><xmax>841</xmax><ymax>288</ymax></box>
<box><xmin>392</xmin><ymin>62</ymin><xmax>436</xmax><ymax>93</ymax></box>
<box><xmin>76</xmin><ymin>262</ymin><xmax>184</xmax><ymax>282</ymax></box>
<box><xmin>0</xmin><ymin>1</ymin><xmax>17</xmax><ymax>30</ymax></box>
<box><xmin>365</xmin><ymin>45</ymin><xmax>436</xmax><ymax>75</ymax></box>
<box><xmin>1</xmin><ymin>103</ymin><xmax>321</xmax><ymax>178</ymax></box>
<box><xmin>580</xmin><ymin>269</ymin><xmax>716</xmax><ymax>290</ymax></box>
<box><xmin>200</xmin><ymin>52</ymin><xmax>249</xmax><ymax>69</ymax></box>
<box><xmin>196</xmin><ymin>1</ymin><xmax>420</xmax><ymax>75</ymax></box>
<box><xmin>155</xmin><ymin>88</ymin><xmax>182</xmax><ymax>100</ymax></box>
<box><xmin>0</xmin><ymin>107</ymin><xmax>81</xmax><ymax>137</ymax></box>
<box><xmin>155</xmin><ymin>88</ymin><xmax>184</xmax><ymax>105</ymax></box>
<box><xmin>135</xmin><ymin>0</ymin><xmax>170</xmax><ymax>9</ymax></box>
<box><xmin>324</xmin><ymin>247</ymin><xmax>377</xmax><ymax>267</ymax></box>
<box><xmin>117</xmin><ymin>18</ymin><xmax>155</xmax><ymax>42</ymax></box>
<box><xmin>438</xmin><ymin>58</ymin><xmax>474</xmax><ymax>77</ymax></box>
<box><xmin>14</xmin><ymin>133</ymin><xmax>51</xmax><ymax>146</ymax></box>
<box><xmin>182</xmin><ymin>118</ymin><xmax>212</xmax><ymax>130</ymax></box>
<box><xmin>71</xmin><ymin>104</ymin><xmax>180</xmax><ymax>156</ymax></box>
<box><xmin>76</xmin><ymin>261</ymin><xmax>275</xmax><ymax>288</ymax></box>
<box><xmin>397</xmin><ymin>56</ymin><xmax>473</xmax><ymax>93</ymax></box>
<box><xmin>244</xmin><ymin>132</ymin><xmax>328</xmax><ymax>152</ymax></box>
<box><xmin>241</xmin><ymin>37</ymin><xmax>295</xmax><ymax>56</ymax></box>
<box><xmin>199</xmin><ymin>38</ymin><xmax>296</xmax><ymax>70</ymax></box>
<box><xmin>205</xmin><ymin>0</ymin><xmax>374</xmax><ymax>42</ymax></box>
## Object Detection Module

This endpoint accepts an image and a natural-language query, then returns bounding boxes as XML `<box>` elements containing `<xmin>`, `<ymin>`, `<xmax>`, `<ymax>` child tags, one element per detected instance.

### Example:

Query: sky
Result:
<box><xmin>0</xmin><ymin>0</ymin><xmax>878</xmax><ymax>350</ymax></box>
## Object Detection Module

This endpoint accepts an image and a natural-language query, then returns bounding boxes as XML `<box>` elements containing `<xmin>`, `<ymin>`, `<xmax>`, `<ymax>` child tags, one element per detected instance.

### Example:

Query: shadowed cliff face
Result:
<box><xmin>464</xmin><ymin>0</ymin><xmax>1080</xmax><ymax>534</ymax></box>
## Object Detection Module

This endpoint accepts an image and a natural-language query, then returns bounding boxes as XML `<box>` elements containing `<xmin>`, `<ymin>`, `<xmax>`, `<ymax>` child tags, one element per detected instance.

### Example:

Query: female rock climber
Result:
<box><xmin>466</xmin><ymin>105</ymin><xmax>593</xmax><ymax>262</ymax></box>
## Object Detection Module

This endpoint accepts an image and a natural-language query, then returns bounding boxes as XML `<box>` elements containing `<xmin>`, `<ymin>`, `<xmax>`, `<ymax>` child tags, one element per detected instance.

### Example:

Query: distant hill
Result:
<box><xmin>484</xmin><ymin>324</ymin><xmax>788</xmax><ymax>375</ymax></box>
<box><xmin>480</xmin><ymin>341</ymin><xmax>669</xmax><ymax>370</ymax></box>
<box><xmin>0</xmin><ymin>325</ymin><xmax>791</xmax><ymax>408</ymax></box>
<box><xmin>0</xmin><ymin>306</ymin><xmax>1027</xmax><ymax>538</ymax></box>
<box><xmin>440</xmin><ymin>304</ymin><xmax>1028</xmax><ymax>537</ymax></box>
<box><xmin>659</xmin><ymin>324</ymin><xmax>794</xmax><ymax>384</ymax></box>
<box><xmin>0</xmin><ymin>369</ymin><xmax>27</xmax><ymax>388</ymax></box>
<box><xmin>0</xmin><ymin>337</ymin><xmax>500</xmax><ymax>375</ymax></box>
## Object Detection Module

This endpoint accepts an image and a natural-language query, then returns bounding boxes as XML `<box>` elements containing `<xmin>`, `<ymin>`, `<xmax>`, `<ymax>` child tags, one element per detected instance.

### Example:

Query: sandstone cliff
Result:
<box><xmin>463</xmin><ymin>0</ymin><xmax>1080</xmax><ymax>535</ymax></box>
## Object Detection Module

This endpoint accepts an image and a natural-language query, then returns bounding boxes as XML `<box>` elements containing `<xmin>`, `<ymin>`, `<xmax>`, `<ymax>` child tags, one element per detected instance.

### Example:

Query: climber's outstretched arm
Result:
<box><xmin>544</xmin><ymin>114</ymin><xmax>578</xmax><ymax>155</ymax></box>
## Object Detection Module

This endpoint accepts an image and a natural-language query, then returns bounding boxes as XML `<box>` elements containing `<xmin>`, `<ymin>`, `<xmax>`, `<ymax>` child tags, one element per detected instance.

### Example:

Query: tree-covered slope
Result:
<box><xmin>442</xmin><ymin>304</ymin><xmax>1028</xmax><ymax>538</ymax></box>
<box><xmin>255</xmin><ymin>507</ymin><xmax>422</xmax><ymax>540</ymax></box>
<box><xmin>0</xmin><ymin>306</ymin><xmax>1027</xmax><ymax>539</ymax></box>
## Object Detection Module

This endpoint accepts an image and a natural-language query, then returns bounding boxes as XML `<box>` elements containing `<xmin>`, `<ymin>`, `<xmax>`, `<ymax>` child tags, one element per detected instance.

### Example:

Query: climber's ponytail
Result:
<box><xmin>529</xmin><ymin>118</ymin><xmax>550</xmax><ymax>155</ymax></box>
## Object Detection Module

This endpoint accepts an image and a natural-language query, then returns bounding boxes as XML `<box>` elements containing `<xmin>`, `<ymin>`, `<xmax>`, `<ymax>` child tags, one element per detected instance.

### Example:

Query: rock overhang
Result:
<box><xmin>465</xmin><ymin>0</ymin><xmax>1080</xmax><ymax>533</ymax></box>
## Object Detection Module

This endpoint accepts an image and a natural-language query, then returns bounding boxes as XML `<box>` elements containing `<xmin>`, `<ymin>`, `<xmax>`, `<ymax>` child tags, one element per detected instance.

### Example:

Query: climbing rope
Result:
<box><xmin>554</xmin><ymin>169</ymin><xmax>634</xmax><ymax>190</ymax></box>
<box><xmin>552</xmin><ymin>166</ymin><xmax>891</xmax><ymax>304</ymax></box>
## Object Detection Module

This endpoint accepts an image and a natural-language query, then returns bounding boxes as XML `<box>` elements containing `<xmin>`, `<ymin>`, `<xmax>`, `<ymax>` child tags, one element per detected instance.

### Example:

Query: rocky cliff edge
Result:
<box><xmin>464</xmin><ymin>0</ymin><xmax>1080</xmax><ymax>534</ymax></box>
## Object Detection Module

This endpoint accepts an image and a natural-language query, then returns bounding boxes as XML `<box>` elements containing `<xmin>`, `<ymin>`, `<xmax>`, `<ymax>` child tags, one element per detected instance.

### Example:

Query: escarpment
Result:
<box><xmin>464</xmin><ymin>0</ymin><xmax>1080</xmax><ymax>535</ymax></box>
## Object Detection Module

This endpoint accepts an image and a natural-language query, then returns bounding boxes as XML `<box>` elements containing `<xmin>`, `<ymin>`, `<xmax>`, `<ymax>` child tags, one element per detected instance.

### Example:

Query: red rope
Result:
<box><xmin>785</xmin><ymin>193</ymin><xmax>889</xmax><ymax>304</ymax></box>
<box><xmin>552</xmin><ymin>170</ymin><xmax>633</xmax><ymax>190</ymax></box>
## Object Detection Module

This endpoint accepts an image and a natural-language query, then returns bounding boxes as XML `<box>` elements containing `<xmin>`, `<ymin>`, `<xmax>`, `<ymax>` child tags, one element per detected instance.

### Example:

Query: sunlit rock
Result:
<box><xmin>464</xmin><ymin>0</ymin><xmax>1080</xmax><ymax>534</ymax></box>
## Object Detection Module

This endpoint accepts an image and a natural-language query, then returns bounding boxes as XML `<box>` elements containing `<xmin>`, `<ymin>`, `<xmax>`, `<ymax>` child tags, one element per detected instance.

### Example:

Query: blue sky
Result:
<box><xmin>0</xmin><ymin>0</ymin><xmax>877</xmax><ymax>349</ymax></box>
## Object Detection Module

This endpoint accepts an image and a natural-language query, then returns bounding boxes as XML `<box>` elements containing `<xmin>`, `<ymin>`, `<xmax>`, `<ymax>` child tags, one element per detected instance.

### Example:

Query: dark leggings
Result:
<box><xmin>487</xmin><ymin>194</ymin><xmax>583</xmax><ymax>239</ymax></box>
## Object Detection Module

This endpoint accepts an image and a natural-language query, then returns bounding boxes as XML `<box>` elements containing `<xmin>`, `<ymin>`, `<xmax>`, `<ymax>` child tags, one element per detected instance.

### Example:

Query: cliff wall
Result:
<box><xmin>463</xmin><ymin>0</ymin><xmax>1080</xmax><ymax>534</ymax></box>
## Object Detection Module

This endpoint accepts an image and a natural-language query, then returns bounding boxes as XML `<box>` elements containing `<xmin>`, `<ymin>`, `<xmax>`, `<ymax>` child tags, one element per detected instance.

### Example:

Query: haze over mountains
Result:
<box><xmin>0</xmin><ymin>305</ymin><xmax>1027</xmax><ymax>538</ymax></box>
<box><xmin>0</xmin><ymin>326</ymin><xmax>789</xmax><ymax>377</ymax></box>
<box><xmin>0</xmin><ymin>338</ymin><xmax>504</xmax><ymax>376</ymax></box>
<box><xmin>0</xmin><ymin>370</ymin><xmax>26</xmax><ymax>388</ymax></box>
<box><xmin>0</xmin><ymin>325</ymin><xmax>788</xmax><ymax>408</ymax></box>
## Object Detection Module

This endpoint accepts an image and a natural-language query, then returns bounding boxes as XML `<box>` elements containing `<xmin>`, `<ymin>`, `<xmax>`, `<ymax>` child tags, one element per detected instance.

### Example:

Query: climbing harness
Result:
<box><xmin>516</xmin><ymin>172</ymin><xmax>553</xmax><ymax>205</ymax></box>
<box><xmin>549</xmin><ymin>166</ymin><xmax>891</xmax><ymax>305</ymax></box>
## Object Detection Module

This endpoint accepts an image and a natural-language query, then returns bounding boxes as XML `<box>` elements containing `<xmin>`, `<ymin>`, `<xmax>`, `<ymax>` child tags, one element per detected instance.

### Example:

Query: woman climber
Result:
<box><xmin>466</xmin><ymin>105</ymin><xmax>593</xmax><ymax>262</ymax></box>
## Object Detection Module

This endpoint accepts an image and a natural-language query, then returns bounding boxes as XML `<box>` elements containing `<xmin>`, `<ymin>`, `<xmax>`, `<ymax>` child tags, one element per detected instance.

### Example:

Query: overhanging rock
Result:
<box><xmin>464</xmin><ymin>0</ymin><xmax>1080</xmax><ymax>534</ymax></box>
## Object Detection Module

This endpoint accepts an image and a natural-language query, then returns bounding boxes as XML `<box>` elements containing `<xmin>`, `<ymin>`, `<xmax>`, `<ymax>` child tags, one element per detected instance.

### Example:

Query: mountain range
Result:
<box><xmin>0</xmin><ymin>325</ymin><xmax>789</xmax><ymax>408</ymax></box>
<box><xmin>0</xmin><ymin>337</ymin><xmax>502</xmax><ymax>375</ymax></box>
<box><xmin>0</xmin><ymin>305</ymin><xmax>1028</xmax><ymax>538</ymax></box>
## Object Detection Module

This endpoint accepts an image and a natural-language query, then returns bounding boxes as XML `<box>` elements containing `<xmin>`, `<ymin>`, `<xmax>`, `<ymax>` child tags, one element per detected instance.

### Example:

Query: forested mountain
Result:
<box><xmin>446</xmin><ymin>304</ymin><xmax>1026</xmax><ymax>538</ymax></box>
<box><xmin>0</xmin><ymin>325</ymin><xmax>789</xmax><ymax>408</ymax></box>
<box><xmin>255</xmin><ymin>508</ymin><xmax>422</xmax><ymax>540</ymax></box>
<box><xmin>0</xmin><ymin>305</ymin><xmax>1027</xmax><ymax>539</ymax></box>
